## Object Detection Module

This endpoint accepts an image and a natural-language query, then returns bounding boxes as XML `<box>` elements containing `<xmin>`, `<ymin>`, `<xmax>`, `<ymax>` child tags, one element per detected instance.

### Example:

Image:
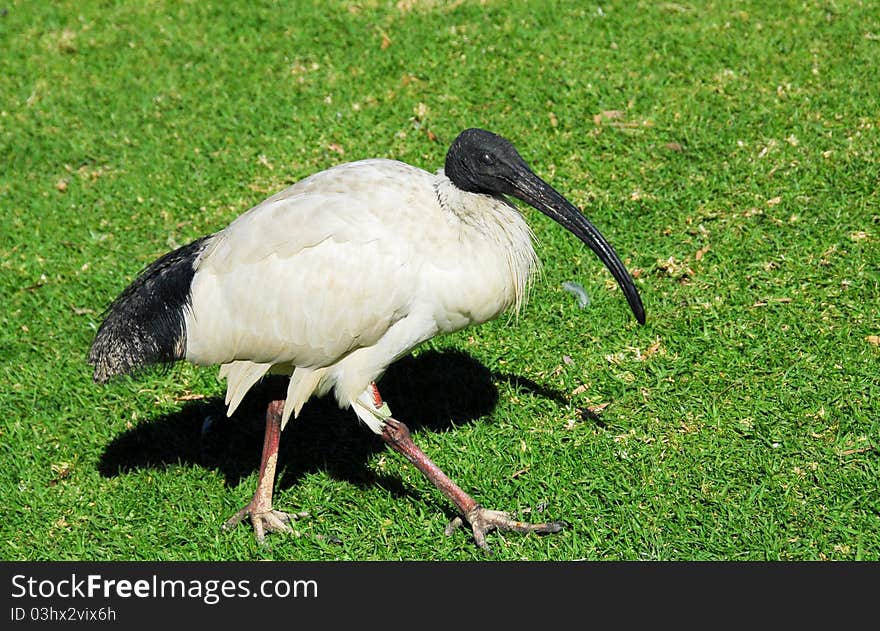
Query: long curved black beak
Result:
<box><xmin>510</xmin><ymin>170</ymin><xmax>646</xmax><ymax>325</ymax></box>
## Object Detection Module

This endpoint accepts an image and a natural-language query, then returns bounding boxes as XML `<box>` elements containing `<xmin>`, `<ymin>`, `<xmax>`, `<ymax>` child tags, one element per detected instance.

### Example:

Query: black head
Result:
<box><xmin>444</xmin><ymin>128</ymin><xmax>531</xmax><ymax>196</ymax></box>
<box><xmin>443</xmin><ymin>128</ymin><xmax>646</xmax><ymax>325</ymax></box>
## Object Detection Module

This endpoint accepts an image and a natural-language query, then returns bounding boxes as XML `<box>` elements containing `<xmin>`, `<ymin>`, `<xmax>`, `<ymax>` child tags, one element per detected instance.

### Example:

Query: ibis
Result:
<box><xmin>89</xmin><ymin>128</ymin><xmax>645</xmax><ymax>551</ymax></box>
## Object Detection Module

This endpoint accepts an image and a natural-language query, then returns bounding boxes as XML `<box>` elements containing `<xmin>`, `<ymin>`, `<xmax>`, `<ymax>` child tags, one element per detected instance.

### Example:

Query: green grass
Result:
<box><xmin>1</xmin><ymin>0</ymin><xmax>878</xmax><ymax>561</ymax></box>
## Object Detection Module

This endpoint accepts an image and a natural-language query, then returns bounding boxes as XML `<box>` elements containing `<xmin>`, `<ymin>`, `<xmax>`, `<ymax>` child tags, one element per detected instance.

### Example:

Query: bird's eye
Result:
<box><xmin>479</xmin><ymin>152</ymin><xmax>495</xmax><ymax>166</ymax></box>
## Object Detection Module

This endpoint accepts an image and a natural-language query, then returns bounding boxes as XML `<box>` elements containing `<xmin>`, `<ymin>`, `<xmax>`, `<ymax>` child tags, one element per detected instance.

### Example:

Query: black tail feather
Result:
<box><xmin>88</xmin><ymin>235</ymin><xmax>212</xmax><ymax>383</ymax></box>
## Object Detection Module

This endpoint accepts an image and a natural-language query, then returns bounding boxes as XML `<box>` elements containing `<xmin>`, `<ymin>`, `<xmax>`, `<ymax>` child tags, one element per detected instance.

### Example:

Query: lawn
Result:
<box><xmin>1</xmin><ymin>0</ymin><xmax>877</xmax><ymax>561</ymax></box>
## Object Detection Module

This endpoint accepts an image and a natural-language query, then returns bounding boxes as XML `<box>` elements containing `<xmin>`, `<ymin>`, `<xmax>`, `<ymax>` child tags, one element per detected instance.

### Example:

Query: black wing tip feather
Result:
<box><xmin>88</xmin><ymin>235</ymin><xmax>212</xmax><ymax>383</ymax></box>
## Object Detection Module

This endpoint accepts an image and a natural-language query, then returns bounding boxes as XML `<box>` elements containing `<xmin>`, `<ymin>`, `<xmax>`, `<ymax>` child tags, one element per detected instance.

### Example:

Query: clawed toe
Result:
<box><xmin>445</xmin><ymin>505</ymin><xmax>568</xmax><ymax>552</ymax></box>
<box><xmin>223</xmin><ymin>505</ymin><xmax>309</xmax><ymax>542</ymax></box>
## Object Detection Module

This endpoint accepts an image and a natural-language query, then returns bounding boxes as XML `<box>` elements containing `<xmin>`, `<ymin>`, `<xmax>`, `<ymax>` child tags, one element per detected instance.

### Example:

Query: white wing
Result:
<box><xmin>182</xmin><ymin>158</ymin><xmax>537</xmax><ymax>426</ymax></box>
<box><xmin>184</xmin><ymin>160</ymin><xmax>439</xmax><ymax>420</ymax></box>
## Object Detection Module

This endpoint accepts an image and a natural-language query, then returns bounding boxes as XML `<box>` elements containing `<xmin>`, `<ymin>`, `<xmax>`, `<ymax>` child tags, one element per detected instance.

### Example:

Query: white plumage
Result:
<box><xmin>89</xmin><ymin>128</ymin><xmax>644</xmax><ymax>550</ymax></box>
<box><xmin>186</xmin><ymin>159</ymin><xmax>538</xmax><ymax>431</ymax></box>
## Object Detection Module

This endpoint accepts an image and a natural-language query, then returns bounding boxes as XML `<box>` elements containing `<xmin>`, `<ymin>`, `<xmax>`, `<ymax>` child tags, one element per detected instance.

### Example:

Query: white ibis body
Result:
<box><xmin>89</xmin><ymin>128</ymin><xmax>645</xmax><ymax>551</ymax></box>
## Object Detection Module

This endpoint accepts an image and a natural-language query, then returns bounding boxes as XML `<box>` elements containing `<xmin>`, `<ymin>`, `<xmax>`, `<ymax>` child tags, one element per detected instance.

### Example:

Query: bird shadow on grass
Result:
<box><xmin>98</xmin><ymin>349</ymin><xmax>568</xmax><ymax>501</ymax></box>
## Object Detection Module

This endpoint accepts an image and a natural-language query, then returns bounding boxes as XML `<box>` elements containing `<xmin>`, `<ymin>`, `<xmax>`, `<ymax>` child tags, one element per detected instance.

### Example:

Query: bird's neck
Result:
<box><xmin>434</xmin><ymin>170</ymin><xmax>540</xmax><ymax>313</ymax></box>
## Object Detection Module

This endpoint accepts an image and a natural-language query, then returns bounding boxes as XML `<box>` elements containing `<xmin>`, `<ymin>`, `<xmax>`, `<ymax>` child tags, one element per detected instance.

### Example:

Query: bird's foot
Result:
<box><xmin>222</xmin><ymin>503</ymin><xmax>309</xmax><ymax>543</ymax></box>
<box><xmin>445</xmin><ymin>505</ymin><xmax>568</xmax><ymax>553</ymax></box>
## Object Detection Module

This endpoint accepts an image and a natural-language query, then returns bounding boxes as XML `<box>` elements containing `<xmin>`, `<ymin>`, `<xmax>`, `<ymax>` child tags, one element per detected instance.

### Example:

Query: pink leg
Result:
<box><xmin>376</xmin><ymin>386</ymin><xmax>567</xmax><ymax>552</ymax></box>
<box><xmin>222</xmin><ymin>399</ymin><xmax>307</xmax><ymax>542</ymax></box>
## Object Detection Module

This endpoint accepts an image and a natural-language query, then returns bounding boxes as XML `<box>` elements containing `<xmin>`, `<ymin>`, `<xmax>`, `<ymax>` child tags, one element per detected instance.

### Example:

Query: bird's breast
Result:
<box><xmin>426</xmin><ymin>178</ymin><xmax>539</xmax><ymax>332</ymax></box>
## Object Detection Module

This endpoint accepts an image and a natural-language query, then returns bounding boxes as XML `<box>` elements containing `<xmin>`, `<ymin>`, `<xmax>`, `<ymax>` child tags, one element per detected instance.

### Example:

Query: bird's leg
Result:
<box><xmin>222</xmin><ymin>399</ymin><xmax>307</xmax><ymax>542</ymax></box>
<box><xmin>373</xmin><ymin>387</ymin><xmax>567</xmax><ymax>552</ymax></box>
